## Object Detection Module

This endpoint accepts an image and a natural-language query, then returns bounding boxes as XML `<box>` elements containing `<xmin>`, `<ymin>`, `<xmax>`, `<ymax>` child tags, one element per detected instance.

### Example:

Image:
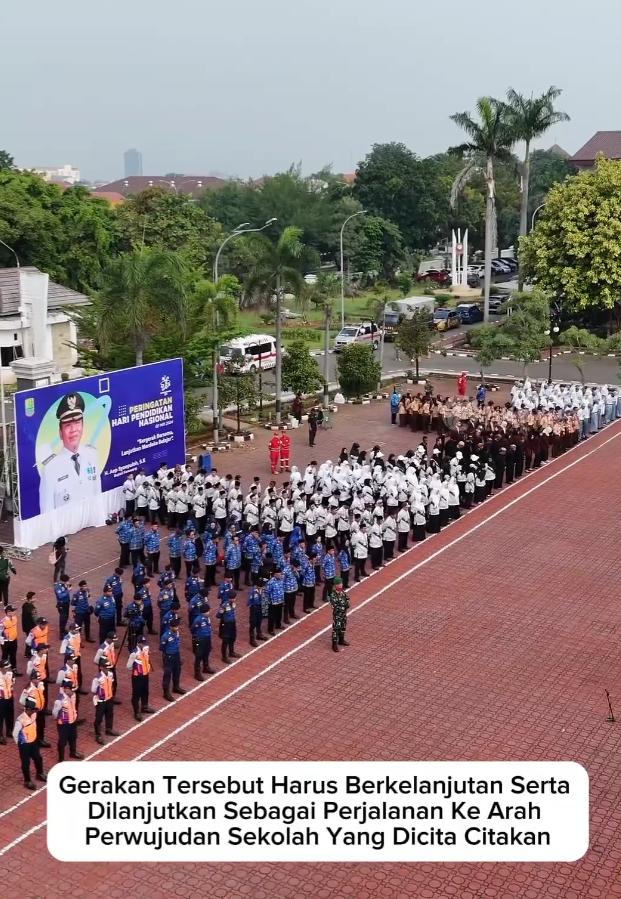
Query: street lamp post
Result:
<box><xmin>211</xmin><ymin>218</ymin><xmax>277</xmax><ymax>443</ymax></box>
<box><xmin>340</xmin><ymin>211</ymin><xmax>365</xmax><ymax>329</ymax></box>
<box><xmin>531</xmin><ymin>203</ymin><xmax>546</xmax><ymax>232</ymax></box>
<box><xmin>0</xmin><ymin>240</ymin><xmax>19</xmax><ymax>504</ymax></box>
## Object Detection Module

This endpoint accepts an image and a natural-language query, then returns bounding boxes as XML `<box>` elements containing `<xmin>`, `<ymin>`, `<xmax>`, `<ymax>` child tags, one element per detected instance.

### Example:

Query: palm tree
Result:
<box><xmin>506</xmin><ymin>86</ymin><xmax>570</xmax><ymax>288</ymax></box>
<box><xmin>96</xmin><ymin>247</ymin><xmax>188</xmax><ymax>366</ymax></box>
<box><xmin>248</xmin><ymin>227</ymin><xmax>305</xmax><ymax>422</ymax></box>
<box><xmin>450</xmin><ymin>98</ymin><xmax>515</xmax><ymax>321</ymax></box>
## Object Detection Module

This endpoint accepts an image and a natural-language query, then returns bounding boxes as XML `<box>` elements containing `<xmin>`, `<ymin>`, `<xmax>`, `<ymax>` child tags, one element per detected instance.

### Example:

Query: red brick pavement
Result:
<box><xmin>1</xmin><ymin>399</ymin><xmax>620</xmax><ymax>898</ymax></box>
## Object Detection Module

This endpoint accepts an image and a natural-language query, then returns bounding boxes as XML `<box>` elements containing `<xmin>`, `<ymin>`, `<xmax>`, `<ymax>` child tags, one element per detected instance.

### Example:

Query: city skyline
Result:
<box><xmin>1</xmin><ymin>0</ymin><xmax>619</xmax><ymax>182</ymax></box>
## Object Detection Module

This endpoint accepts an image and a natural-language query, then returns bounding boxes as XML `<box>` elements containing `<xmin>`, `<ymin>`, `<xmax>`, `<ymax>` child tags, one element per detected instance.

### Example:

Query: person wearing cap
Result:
<box><xmin>125</xmin><ymin>594</ymin><xmax>145</xmax><ymax>652</ymax></box>
<box><xmin>54</xmin><ymin>574</ymin><xmax>72</xmax><ymax>640</ymax></box>
<box><xmin>91</xmin><ymin>658</ymin><xmax>119</xmax><ymax>744</ymax></box>
<box><xmin>72</xmin><ymin>580</ymin><xmax>94</xmax><ymax>642</ymax></box>
<box><xmin>38</xmin><ymin>391</ymin><xmax>101</xmax><ymax>513</ymax></box>
<box><xmin>94</xmin><ymin>633</ymin><xmax>121</xmax><ymax>703</ymax></box>
<box><xmin>56</xmin><ymin>649</ymin><xmax>84</xmax><ymax>723</ymax></box>
<box><xmin>60</xmin><ymin>622</ymin><xmax>85</xmax><ymax>693</ymax></box>
<box><xmin>19</xmin><ymin>672</ymin><xmax>50</xmax><ymax>748</ymax></box>
<box><xmin>247</xmin><ymin>579</ymin><xmax>267</xmax><ymax>647</ymax></box>
<box><xmin>216</xmin><ymin>597</ymin><xmax>239</xmax><ymax>665</ymax></box>
<box><xmin>0</xmin><ymin>659</ymin><xmax>15</xmax><ymax>744</ymax></box>
<box><xmin>126</xmin><ymin>635</ymin><xmax>155</xmax><ymax>721</ymax></box>
<box><xmin>21</xmin><ymin>592</ymin><xmax>37</xmax><ymax>656</ymax></box>
<box><xmin>94</xmin><ymin>586</ymin><xmax>117</xmax><ymax>644</ymax></box>
<box><xmin>190</xmin><ymin>601</ymin><xmax>214</xmax><ymax>681</ymax></box>
<box><xmin>0</xmin><ymin>603</ymin><xmax>20</xmax><ymax>674</ymax></box>
<box><xmin>52</xmin><ymin>677</ymin><xmax>84</xmax><ymax>762</ymax></box>
<box><xmin>0</xmin><ymin>547</ymin><xmax>16</xmax><ymax>609</ymax></box>
<box><xmin>160</xmin><ymin>616</ymin><xmax>186</xmax><ymax>701</ymax></box>
<box><xmin>104</xmin><ymin>567</ymin><xmax>125</xmax><ymax>627</ymax></box>
<box><xmin>26</xmin><ymin>642</ymin><xmax>50</xmax><ymax>707</ymax></box>
<box><xmin>328</xmin><ymin>577</ymin><xmax>350</xmax><ymax>653</ymax></box>
<box><xmin>13</xmin><ymin>698</ymin><xmax>46</xmax><ymax>790</ymax></box>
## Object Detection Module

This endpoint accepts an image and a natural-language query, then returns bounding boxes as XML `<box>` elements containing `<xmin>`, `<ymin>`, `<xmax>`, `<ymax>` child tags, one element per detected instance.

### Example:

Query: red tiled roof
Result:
<box><xmin>91</xmin><ymin>190</ymin><xmax>125</xmax><ymax>204</ymax></box>
<box><xmin>571</xmin><ymin>131</ymin><xmax>621</xmax><ymax>163</ymax></box>
<box><xmin>93</xmin><ymin>176</ymin><xmax>227</xmax><ymax>197</ymax></box>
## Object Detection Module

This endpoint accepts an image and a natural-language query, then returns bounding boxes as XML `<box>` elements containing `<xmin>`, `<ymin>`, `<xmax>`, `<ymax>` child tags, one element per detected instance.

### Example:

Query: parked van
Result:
<box><xmin>455</xmin><ymin>303</ymin><xmax>483</xmax><ymax>324</ymax></box>
<box><xmin>219</xmin><ymin>333</ymin><xmax>277</xmax><ymax>372</ymax></box>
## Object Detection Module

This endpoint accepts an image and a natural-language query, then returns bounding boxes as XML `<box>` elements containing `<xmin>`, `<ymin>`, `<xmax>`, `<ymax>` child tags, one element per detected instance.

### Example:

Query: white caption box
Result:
<box><xmin>47</xmin><ymin>760</ymin><xmax>589</xmax><ymax>863</ymax></box>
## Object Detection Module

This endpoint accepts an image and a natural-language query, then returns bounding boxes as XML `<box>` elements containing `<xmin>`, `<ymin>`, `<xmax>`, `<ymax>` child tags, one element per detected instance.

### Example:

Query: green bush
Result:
<box><xmin>336</xmin><ymin>343</ymin><xmax>381</xmax><ymax>397</ymax></box>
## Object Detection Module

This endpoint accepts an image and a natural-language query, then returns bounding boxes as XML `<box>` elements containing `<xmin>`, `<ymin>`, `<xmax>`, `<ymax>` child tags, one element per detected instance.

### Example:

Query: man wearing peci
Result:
<box><xmin>38</xmin><ymin>393</ymin><xmax>101</xmax><ymax>513</ymax></box>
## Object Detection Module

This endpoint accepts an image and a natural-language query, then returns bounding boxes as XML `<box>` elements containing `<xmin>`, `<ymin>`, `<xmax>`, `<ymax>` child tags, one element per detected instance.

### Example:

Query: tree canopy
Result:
<box><xmin>521</xmin><ymin>158</ymin><xmax>621</xmax><ymax>313</ymax></box>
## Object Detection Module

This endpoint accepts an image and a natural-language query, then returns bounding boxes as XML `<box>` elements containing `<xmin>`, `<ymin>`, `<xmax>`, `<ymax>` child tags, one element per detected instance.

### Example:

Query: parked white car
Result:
<box><xmin>333</xmin><ymin>321</ymin><xmax>383</xmax><ymax>352</ymax></box>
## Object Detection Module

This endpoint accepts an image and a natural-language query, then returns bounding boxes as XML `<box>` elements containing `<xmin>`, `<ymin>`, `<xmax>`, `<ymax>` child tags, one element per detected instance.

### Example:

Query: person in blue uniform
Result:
<box><xmin>125</xmin><ymin>597</ymin><xmax>145</xmax><ymax>652</ymax></box>
<box><xmin>54</xmin><ymin>575</ymin><xmax>71</xmax><ymax>640</ymax></box>
<box><xmin>191</xmin><ymin>602</ymin><xmax>214</xmax><ymax>680</ymax></box>
<box><xmin>225</xmin><ymin>536</ymin><xmax>242</xmax><ymax>590</ymax></box>
<box><xmin>265</xmin><ymin>569</ymin><xmax>285</xmax><ymax>634</ymax></box>
<box><xmin>157</xmin><ymin>586</ymin><xmax>176</xmax><ymax>634</ymax></box>
<box><xmin>167</xmin><ymin>529</ymin><xmax>183</xmax><ymax>580</ymax></box>
<box><xmin>202</xmin><ymin>535</ymin><xmax>218</xmax><ymax>589</ymax></box>
<box><xmin>160</xmin><ymin>616</ymin><xmax>186</xmax><ymax>702</ymax></box>
<box><xmin>217</xmin><ymin>575</ymin><xmax>236</xmax><ymax>606</ymax></box>
<box><xmin>71</xmin><ymin>580</ymin><xmax>94</xmax><ymax>642</ymax></box>
<box><xmin>129</xmin><ymin>519</ymin><xmax>145</xmax><ymax>567</ymax></box>
<box><xmin>216</xmin><ymin>598</ymin><xmax>239</xmax><ymax>665</ymax></box>
<box><xmin>135</xmin><ymin>579</ymin><xmax>155</xmax><ymax>635</ymax></box>
<box><xmin>247</xmin><ymin>580</ymin><xmax>267</xmax><ymax>647</ymax></box>
<box><xmin>185</xmin><ymin>573</ymin><xmax>202</xmax><ymax>603</ymax></box>
<box><xmin>282</xmin><ymin>558</ymin><xmax>299</xmax><ymax>624</ymax></box>
<box><xmin>161</xmin><ymin>599</ymin><xmax>181</xmax><ymax>634</ymax></box>
<box><xmin>115</xmin><ymin>517</ymin><xmax>132</xmax><ymax>569</ymax></box>
<box><xmin>321</xmin><ymin>545</ymin><xmax>337</xmax><ymax>602</ymax></box>
<box><xmin>104</xmin><ymin>568</ymin><xmax>125</xmax><ymax>627</ymax></box>
<box><xmin>242</xmin><ymin>529</ymin><xmax>260</xmax><ymax>586</ymax></box>
<box><xmin>187</xmin><ymin>592</ymin><xmax>205</xmax><ymax>628</ymax></box>
<box><xmin>93</xmin><ymin>586</ymin><xmax>117</xmax><ymax>644</ymax></box>
<box><xmin>182</xmin><ymin>531</ymin><xmax>199</xmax><ymax>578</ymax></box>
<box><xmin>144</xmin><ymin>523</ymin><xmax>161</xmax><ymax>576</ymax></box>
<box><xmin>337</xmin><ymin>544</ymin><xmax>351</xmax><ymax>590</ymax></box>
<box><xmin>301</xmin><ymin>559</ymin><xmax>316</xmax><ymax>613</ymax></box>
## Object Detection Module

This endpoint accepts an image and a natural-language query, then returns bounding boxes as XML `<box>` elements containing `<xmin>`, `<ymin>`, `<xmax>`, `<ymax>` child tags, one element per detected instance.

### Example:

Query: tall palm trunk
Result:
<box><xmin>135</xmin><ymin>336</ymin><xmax>144</xmax><ymax>367</ymax></box>
<box><xmin>518</xmin><ymin>139</ymin><xmax>531</xmax><ymax>291</ymax></box>
<box><xmin>483</xmin><ymin>156</ymin><xmax>495</xmax><ymax>323</ymax></box>
<box><xmin>275</xmin><ymin>273</ymin><xmax>282</xmax><ymax>423</ymax></box>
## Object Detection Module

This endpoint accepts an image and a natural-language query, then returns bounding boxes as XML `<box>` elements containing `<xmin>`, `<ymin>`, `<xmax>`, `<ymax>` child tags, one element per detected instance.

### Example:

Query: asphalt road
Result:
<box><xmin>260</xmin><ymin>337</ymin><xmax>621</xmax><ymax>389</ymax></box>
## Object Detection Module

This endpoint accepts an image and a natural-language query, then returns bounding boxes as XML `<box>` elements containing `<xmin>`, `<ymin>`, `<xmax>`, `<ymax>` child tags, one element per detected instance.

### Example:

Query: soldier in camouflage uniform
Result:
<box><xmin>328</xmin><ymin>577</ymin><xmax>350</xmax><ymax>652</ymax></box>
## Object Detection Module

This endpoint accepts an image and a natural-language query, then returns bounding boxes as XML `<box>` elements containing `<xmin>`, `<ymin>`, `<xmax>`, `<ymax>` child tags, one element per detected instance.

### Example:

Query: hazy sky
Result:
<box><xmin>2</xmin><ymin>0</ymin><xmax>618</xmax><ymax>182</ymax></box>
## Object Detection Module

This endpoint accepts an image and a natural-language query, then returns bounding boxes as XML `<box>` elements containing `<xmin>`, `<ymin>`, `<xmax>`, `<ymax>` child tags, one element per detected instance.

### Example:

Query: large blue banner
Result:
<box><xmin>15</xmin><ymin>359</ymin><xmax>186</xmax><ymax>521</ymax></box>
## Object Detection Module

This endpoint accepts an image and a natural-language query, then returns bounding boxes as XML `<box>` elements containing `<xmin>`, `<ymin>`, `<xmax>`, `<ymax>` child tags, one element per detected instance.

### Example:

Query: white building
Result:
<box><xmin>0</xmin><ymin>267</ymin><xmax>90</xmax><ymax>384</ymax></box>
<box><xmin>31</xmin><ymin>164</ymin><xmax>81</xmax><ymax>184</ymax></box>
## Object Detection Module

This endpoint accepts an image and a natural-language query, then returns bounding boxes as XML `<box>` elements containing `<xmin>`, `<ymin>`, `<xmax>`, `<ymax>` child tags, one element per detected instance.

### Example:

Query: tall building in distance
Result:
<box><xmin>124</xmin><ymin>148</ymin><xmax>143</xmax><ymax>178</ymax></box>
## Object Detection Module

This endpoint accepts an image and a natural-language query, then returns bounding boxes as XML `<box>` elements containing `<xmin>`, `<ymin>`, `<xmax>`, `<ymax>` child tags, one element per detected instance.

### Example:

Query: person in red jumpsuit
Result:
<box><xmin>268</xmin><ymin>434</ymin><xmax>281</xmax><ymax>475</ymax></box>
<box><xmin>457</xmin><ymin>371</ymin><xmax>468</xmax><ymax>397</ymax></box>
<box><xmin>279</xmin><ymin>428</ymin><xmax>291</xmax><ymax>473</ymax></box>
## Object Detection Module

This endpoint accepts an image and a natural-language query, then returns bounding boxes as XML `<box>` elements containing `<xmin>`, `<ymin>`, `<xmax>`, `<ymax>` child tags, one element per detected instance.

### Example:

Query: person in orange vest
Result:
<box><xmin>0</xmin><ymin>659</ymin><xmax>15</xmax><ymax>745</ymax></box>
<box><xmin>268</xmin><ymin>433</ymin><xmax>281</xmax><ymax>475</ymax></box>
<box><xmin>91</xmin><ymin>657</ymin><xmax>119</xmax><ymax>745</ymax></box>
<box><xmin>457</xmin><ymin>371</ymin><xmax>468</xmax><ymax>397</ymax></box>
<box><xmin>126</xmin><ymin>635</ymin><xmax>155</xmax><ymax>722</ymax></box>
<box><xmin>0</xmin><ymin>604</ymin><xmax>21</xmax><ymax>675</ymax></box>
<box><xmin>94</xmin><ymin>632</ymin><xmax>121</xmax><ymax>705</ymax></box>
<box><xmin>56</xmin><ymin>649</ymin><xmax>85</xmax><ymax>725</ymax></box>
<box><xmin>26</xmin><ymin>643</ymin><xmax>50</xmax><ymax>709</ymax></box>
<box><xmin>12</xmin><ymin>697</ymin><xmax>45</xmax><ymax>790</ymax></box>
<box><xmin>61</xmin><ymin>622</ymin><xmax>85</xmax><ymax>694</ymax></box>
<box><xmin>26</xmin><ymin>616</ymin><xmax>49</xmax><ymax>658</ymax></box>
<box><xmin>19</xmin><ymin>671</ymin><xmax>50</xmax><ymax>748</ymax></box>
<box><xmin>52</xmin><ymin>678</ymin><xmax>84</xmax><ymax>762</ymax></box>
<box><xmin>279</xmin><ymin>428</ymin><xmax>291</xmax><ymax>473</ymax></box>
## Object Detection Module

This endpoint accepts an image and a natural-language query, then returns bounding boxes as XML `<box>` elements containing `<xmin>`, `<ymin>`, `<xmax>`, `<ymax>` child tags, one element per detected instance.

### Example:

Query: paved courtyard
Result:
<box><xmin>0</xmin><ymin>390</ymin><xmax>619</xmax><ymax>898</ymax></box>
